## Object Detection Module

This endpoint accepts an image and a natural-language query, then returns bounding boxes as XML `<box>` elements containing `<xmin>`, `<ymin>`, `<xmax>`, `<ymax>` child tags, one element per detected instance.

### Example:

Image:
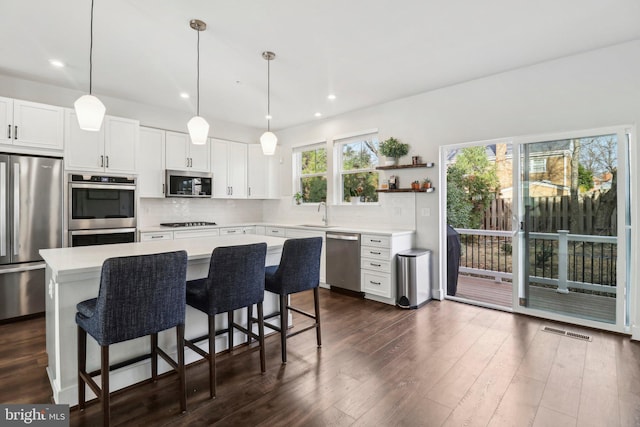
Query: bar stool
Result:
<box><xmin>184</xmin><ymin>243</ymin><xmax>267</xmax><ymax>398</ymax></box>
<box><xmin>76</xmin><ymin>250</ymin><xmax>188</xmax><ymax>427</ymax></box>
<box><xmin>264</xmin><ymin>237</ymin><xmax>323</xmax><ymax>364</ymax></box>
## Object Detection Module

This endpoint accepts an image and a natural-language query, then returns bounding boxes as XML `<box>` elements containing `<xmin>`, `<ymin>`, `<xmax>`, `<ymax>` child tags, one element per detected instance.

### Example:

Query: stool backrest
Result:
<box><xmin>205</xmin><ymin>243</ymin><xmax>267</xmax><ymax>314</ymax></box>
<box><xmin>272</xmin><ymin>237</ymin><xmax>323</xmax><ymax>294</ymax></box>
<box><xmin>95</xmin><ymin>251</ymin><xmax>188</xmax><ymax>344</ymax></box>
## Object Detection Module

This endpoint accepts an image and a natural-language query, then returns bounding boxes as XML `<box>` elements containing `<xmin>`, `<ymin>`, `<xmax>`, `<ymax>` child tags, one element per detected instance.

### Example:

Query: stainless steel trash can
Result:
<box><xmin>397</xmin><ymin>249</ymin><xmax>431</xmax><ymax>309</ymax></box>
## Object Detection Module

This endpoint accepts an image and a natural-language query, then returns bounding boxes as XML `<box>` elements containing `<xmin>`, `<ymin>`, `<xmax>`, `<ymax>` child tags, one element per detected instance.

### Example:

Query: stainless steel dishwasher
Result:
<box><xmin>326</xmin><ymin>232</ymin><xmax>361</xmax><ymax>293</ymax></box>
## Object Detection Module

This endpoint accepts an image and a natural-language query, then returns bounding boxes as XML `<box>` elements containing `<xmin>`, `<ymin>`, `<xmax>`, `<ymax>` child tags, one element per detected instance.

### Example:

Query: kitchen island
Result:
<box><xmin>40</xmin><ymin>234</ymin><xmax>286</xmax><ymax>406</ymax></box>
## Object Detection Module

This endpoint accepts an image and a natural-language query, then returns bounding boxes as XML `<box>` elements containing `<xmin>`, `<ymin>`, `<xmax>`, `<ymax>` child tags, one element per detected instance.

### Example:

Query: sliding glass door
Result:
<box><xmin>517</xmin><ymin>129</ymin><xmax>629</xmax><ymax>330</ymax></box>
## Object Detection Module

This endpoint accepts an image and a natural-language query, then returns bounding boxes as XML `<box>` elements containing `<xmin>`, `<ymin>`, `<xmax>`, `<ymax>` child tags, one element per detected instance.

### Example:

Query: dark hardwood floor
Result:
<box><xmin>3</xmin><ymin>289</ymin><xmax>640</xmax><ymax>426</ymax></box>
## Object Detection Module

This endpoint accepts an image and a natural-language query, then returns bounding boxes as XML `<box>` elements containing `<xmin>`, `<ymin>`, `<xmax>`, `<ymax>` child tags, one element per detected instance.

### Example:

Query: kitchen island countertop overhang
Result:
<box><xmin>40</xmin><ymin>234</ymin><xmax>288</xmax><ymax>406</ymax></box>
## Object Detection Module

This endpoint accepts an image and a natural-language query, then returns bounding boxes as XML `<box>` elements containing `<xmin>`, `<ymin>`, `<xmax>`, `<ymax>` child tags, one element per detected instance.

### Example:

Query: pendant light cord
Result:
<box><xmin>89</xmin><ymin>0</ymin><xmax>94</xmax><ymax>95</ymax></box>
<box><xmin>267</xmin><ymin>57</ymin><xmax>271</xmax><ymax>132</ymax></box>
<box><xmin>196</xmin><ymin>27</ymin><xmax>200</xmax><ymax>117</ymax></box>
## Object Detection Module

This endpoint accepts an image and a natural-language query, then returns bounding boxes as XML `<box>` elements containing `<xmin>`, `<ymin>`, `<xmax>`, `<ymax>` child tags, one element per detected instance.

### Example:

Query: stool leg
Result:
<box><xmin>227</xmin><ymin>311</ymin><xmax>234</xmax><ymax>352</ymax></box>
<box><xmin>151</xmin><ymin>333</ymin><xmax>158</xmax><ymax>381</ymax></box>
<box><xmin>77</xmin><ymin>326</ymin><xmax>86</xmax><ymax>411</ymax></box>
<box><xmin>208</xmin><ymin>315</ymin><xmax>216</xmax><ymax>399</ymax></box>
<box><xmin>257</xmin><ymin>302</ymin><xmax>265</xmax><ymax>373</ymax></box>
<box><xmin>177</xmin><ymin>324</ymin><xmax>186</xmax><ymax>413</ymax></box>
<box><xmin>314</xmin><ymin>287</ymin><xmax>322</xmax><ymax>347</ymax></box>
<box><xmin>280</xmin><ymin>293</ymin><xmax>288</xmax><ymax>364</ymax></box>
<box><xmin>247</xmin><ymin>305</ymin><xmax>253</xmax><ymax>344</ymax></box>
<box><xmin>101</xmin><ymin>345</ymin><xmax>110</xmax><ymax>427</ymax></box>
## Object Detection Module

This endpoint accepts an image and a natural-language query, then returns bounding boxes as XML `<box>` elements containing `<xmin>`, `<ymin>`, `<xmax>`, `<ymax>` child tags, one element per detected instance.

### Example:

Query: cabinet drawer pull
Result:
<box><xmin>370</xmin><ymin>281</ymin><xmax>381</xmax><ymax>285</ymax></box>
<box><xmin>370</xmin><ymin>251</ymin><xmax>381</xmax><ymax>255</ymax></box>
<box><xmin>370</xmin><ymin>263</ymin><xmax>381</xmax><ymax>267</ymax></box>
<box><xmin>227</xmin><ymin>230</ymin><xmax>236</xmax><ymax>233</ymax></box>
<box><xmin>151</xmin><ymin>235</ymin><xmax>163</xmax><ymax>239</ymax></box>
<box><xmin>370</xmin><ymin>239</ymin><xmax>381</xmax><ymax>243</ymax></box>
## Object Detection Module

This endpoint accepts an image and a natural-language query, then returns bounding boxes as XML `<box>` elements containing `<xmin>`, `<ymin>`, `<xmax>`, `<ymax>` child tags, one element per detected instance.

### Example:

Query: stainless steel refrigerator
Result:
<box><xmin>0</xmin><ymin>154</ymin><xmax>63</xmax><ymax>320</ymax></box>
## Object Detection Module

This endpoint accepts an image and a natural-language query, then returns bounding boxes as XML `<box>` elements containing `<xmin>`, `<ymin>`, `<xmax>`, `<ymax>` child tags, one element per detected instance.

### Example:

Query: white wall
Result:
<box><xmin>267</xmin><ymin>40</ymin><xmax>640</xmax><ymax>311</ymax></box>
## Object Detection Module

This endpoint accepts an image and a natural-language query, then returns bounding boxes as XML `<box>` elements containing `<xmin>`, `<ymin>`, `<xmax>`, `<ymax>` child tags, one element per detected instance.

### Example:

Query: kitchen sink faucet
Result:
<box><xmin>318</xmin><ymin>201</ymin><xmax>328</xmax><ymax>226</ymax></box>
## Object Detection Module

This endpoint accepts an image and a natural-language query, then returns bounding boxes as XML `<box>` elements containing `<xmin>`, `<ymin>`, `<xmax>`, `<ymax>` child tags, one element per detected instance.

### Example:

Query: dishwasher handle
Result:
<box><xmin>326</xmin><ymin>233</ymin><xmax>359</xmax><ymax>241</ymax></box>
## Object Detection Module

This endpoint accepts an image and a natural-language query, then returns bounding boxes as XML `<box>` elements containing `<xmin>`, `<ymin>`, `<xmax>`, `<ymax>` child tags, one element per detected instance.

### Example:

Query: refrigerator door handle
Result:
<box><xmin>13</xmin><ymin>163</ymin><xmax>19</xmax><ymax>256</ymax></box>
<box><xmin>0</xmin><ymin>161</ymin><xmax>5</xmax><ymax>257</ymax></box>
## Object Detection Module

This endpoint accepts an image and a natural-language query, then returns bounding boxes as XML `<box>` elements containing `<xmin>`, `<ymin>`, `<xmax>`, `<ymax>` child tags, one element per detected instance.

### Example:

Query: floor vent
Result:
<box><xmin>541</xmin><ymin>326</ymin><xmax>592</xmax><ymax>341</ymax></box>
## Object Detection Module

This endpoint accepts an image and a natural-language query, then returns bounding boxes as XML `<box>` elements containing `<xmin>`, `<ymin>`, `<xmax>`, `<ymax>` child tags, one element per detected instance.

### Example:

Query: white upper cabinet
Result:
<box><xmin>138</xmin><ymin>127</ymin><xmax>166</xmax><ymax>197</ymax></box>
<box><xmin>247</xmin><ymin>144</ymin><xmax>280</xmax><ymax>199</ymax></box>
<box><xmin>0</xmin><ymin>97</ymin><xmax>64</xmax><ymax>150</ymax></box>
<box><xmin>165</xmin><ymin>131</ymin><xmax>210</xmax><ymax>172</ymax></box>
<box><xmin>64</xmin><ymin>109</ymin><xmax>138</xmax><ymax>173</ymax></box>
<box><xmin>211</xmin><ymin>138</ymin><xmax>247</xmax><ymax>198</ymax></box>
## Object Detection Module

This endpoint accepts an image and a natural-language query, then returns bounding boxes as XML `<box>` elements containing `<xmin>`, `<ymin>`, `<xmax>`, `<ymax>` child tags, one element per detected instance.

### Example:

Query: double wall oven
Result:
<box><xmin>68</xmin><ymin>174</ymin><xmax>137</xmax><ymax>247</ymax></box>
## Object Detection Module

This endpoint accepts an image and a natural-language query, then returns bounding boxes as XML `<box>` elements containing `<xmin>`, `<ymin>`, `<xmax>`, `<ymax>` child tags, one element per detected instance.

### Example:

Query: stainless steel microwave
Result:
<box><xmin>165</xmin><ymin>170</ymin><xmax>213</xmax><ymax>197</ymax></box>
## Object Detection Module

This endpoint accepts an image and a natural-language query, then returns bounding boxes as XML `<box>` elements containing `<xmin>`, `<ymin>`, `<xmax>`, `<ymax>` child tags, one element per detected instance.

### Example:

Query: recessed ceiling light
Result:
<box><xmin>180</xmin><ymin>92</ymin><xmax>190</xmax><ymax>99</ymax></box>
<box><xmin>327</xmin><ymin>94</ymin><xmax>336</xmax><ymax>100</ymax></box>
<box><xmin>314</xmin><ymin>112</ymin><xmax>322</xmax><ymax>117</ymax></box>
<box><xmin>49</xmin><ymin>59</ymin><xmax>65</xmax><ymax>68</ymax></box>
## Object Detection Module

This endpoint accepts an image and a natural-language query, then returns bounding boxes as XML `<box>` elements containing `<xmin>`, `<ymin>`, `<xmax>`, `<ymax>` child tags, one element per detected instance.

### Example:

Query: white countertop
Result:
<box><xmin>40</xmin><ymin>234</ymin><xmax>286</xmax><ymax>274</ymax></box>
<box><xmin>139</xmin><ymin>222</ymin><xmax>414</xmax><ymax>236</ymax></box>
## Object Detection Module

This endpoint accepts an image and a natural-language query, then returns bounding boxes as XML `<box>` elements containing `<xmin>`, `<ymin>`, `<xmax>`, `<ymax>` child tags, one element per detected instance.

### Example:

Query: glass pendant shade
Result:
<box><xmin>260</xmin><ymin>131</ymin><xmax>278</xmax><ymax>155</ymax></box>
<box><xmin>188</xmin><ymin>115</ymin><xmax>209</xmax><ymax>145</ymax></box>
<box><xmin>74</xmin><ymin>94</ymin><xmax>106</xmax><ymax>131</ymax></box>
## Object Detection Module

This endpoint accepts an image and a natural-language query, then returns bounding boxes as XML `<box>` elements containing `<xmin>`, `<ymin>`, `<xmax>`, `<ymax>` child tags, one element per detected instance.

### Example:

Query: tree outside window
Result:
<box><xmin>296</xmin><ymin>145</ymin><xmax>327</xmax><ymax>203</ymax></box>
<box><xmin>338</xmin><ymin>135</ymin><xmax>379</xmax><ymax>203</ymax></box>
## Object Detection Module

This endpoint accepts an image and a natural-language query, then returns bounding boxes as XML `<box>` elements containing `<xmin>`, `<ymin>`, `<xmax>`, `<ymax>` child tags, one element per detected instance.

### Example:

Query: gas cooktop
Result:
<box><xmin>160</xmin><ymin>221</ymin><xmax>217</xmax><ymax>227</ymax></box>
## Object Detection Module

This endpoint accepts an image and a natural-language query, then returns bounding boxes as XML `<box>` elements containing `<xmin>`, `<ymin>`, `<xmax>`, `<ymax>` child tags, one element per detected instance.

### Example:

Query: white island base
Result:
<box><xmin>40</xmin><ymin>235</ymin><xmax>287</xmax><ymax>406</ymax></box>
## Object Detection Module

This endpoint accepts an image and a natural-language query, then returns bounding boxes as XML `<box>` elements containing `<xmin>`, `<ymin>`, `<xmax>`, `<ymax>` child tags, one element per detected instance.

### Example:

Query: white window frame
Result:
<box><xmin>292</xmin><ymin>142</ymin><xmax>327</xmax><ymax>204</ymax></box>
<box><xmin>334</xmin><ymin>132</ymin><xmax>380</xmax><ymax>204</ymax></box>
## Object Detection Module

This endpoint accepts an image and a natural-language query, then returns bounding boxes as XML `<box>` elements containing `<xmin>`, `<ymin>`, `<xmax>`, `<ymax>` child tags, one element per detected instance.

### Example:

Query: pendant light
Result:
<box><xmin>74</xmin><ymin>0</ymin><xmax>106</xmax><ymax>131</ymax></box>
<box><xmin>187</xmin><ymin>19</ymin><xmax>209</xmax><ymax>145</ymax></box>
<box><xmin>260</xmin><ymin>51</ymin><xmax>277</xmax><ymax>155</ymax></box>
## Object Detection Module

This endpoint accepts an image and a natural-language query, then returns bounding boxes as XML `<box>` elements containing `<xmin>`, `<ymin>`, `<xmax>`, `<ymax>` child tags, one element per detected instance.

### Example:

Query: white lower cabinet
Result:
<box><xmin>220</xmin><ymin>226</ymin><xmax>256</xmax><ymax>235</ymax></box>
<box><xmin>360</xmin><ymin>233</ymin><xmax>413</xmax><ymax>303</ymax></box>
<box><xmin>265</xmin><ymin>226</ymin><xmax>285</xmax><ymax>237</ymax></box>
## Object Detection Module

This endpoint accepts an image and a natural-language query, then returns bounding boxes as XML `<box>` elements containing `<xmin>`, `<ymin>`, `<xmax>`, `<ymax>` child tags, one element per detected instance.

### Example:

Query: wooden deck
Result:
<box><xmin>453</xmin><ymin>274</ymin><xmax>616</xmax><ymax>323</ymax></box>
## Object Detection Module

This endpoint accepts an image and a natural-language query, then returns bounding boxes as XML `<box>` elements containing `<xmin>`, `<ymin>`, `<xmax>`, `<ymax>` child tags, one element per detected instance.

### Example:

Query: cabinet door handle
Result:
<box><xmin>7</xmin><ymin>125</ymin><xmax>10</xmax><ymax>139</ymax></box>
<box><xmin>186</xmin><ymin>158</ymin><xmax>189</xmax><ymax>168</ymax></box>
<box><xmin>230</xmin><ymin>186</ymin><xmax>233</xmax><ymax>195</ymax></box>
<box><xmin>248</xmin><ymin>187</ymin><xmax>251</xmax><ymax>197</ymax></box>
<box><xmin>105</xmin><ymin>156</ymin><xmax>109</xmax><ymax>168</ymax></box>
<box><xmin>162</xmin><ymin>183</ymin><xmax>165</xmax><ymax>194</ymax></box>
<box><xmin>13</xmin><ymin>126</ymin><xmax>17</xmax><ymax>140</ymax></box>
<box><xmin>100</xmin><ymin>155</ymin><xmax>104</xmax><ymax>167</ymax></box>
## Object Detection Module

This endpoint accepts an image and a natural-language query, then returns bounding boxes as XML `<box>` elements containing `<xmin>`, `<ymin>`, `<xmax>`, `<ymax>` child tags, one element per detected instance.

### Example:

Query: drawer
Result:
<box><xmin>361</xmin><ymin>234</ymin><xmax>390</xmax><ymax>248</ymax></box>
<box><xmin>174</xmin><ymin>229</ymin><xmax>220</xmax><ymax>239</ymax></box>
<box><xmin>140</xmin><ymin>231</ymin><xmax>173</xmax><ymax>241</ymax></box>
<box><xmin>242</xmin><ymin>226</ymin><xmax>256</xmax><ymax>234</ymax></box>
<box><xmin>220</xmin><ymin>227</ymin><xmax>242</xmax><ymax>235</ymax></box>
<box><xmin>361</xmin><ymin>258</ymin><xmax>391</xmax><ymax>273</ymax></box>
<box><xmin>362</xmin><ymin>271</ymin><xmax>391</xmax><ymax>298</ymax></box>
<box><xmin>361</xmin><ymin>246</ymin><xmax>390</xmax><ymax>260</ymax></box>
<box><xmin>286</xmin><ymin>228</ymin><xmax>324</xmax><ymax>239</ymax></box>
<box><xmin>265</xmin><ymin>226</ymin><xmax>285</xmax><ymax>236</ymax></box>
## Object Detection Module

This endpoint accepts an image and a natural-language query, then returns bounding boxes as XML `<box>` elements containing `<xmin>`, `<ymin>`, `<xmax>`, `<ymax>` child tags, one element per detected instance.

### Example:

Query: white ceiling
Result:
<box><xmin>1</xmin><ymin>1</ymin><xmax>639</xmax><ymax>131</ymax></box>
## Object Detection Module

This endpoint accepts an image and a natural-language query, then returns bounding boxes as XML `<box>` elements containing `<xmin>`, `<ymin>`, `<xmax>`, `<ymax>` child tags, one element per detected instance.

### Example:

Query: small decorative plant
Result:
<box><xmin>294</xmin><ymin>192</ymin><xmax>304</xmax><ymax>205</ymax></box>
<box><xmin>422</xmin><ymin>178</ymin><xmax>432</xmax><ymax>189</ymax></box>
<box><xmin>379</xmin><ymin>137</ymin><xmax>409</xmax><ymax>163</ymax></box>
<box><xmin>411</xmin><ymin>180</ymin><xmax>420</xmax><ymax>190</ymax></box>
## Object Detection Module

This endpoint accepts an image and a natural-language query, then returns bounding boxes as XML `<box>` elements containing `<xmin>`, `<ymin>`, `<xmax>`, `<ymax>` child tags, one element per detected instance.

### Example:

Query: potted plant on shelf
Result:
<box><xmin>411</xmin><ymin>180</ymin><xmax>420</xmax><ymax>190</ymax></box>
<box><xmin>294</xmin><ymin>192</ymin><xmax>304</xmax><ymax>205</ymax></box>
<box><xmin>379</xmin><ymin>137</ymin><xmax>409</xmax><ymax>165</ymax></box>
<box><xmin>422</xmin><ymin>178</ymin><xmax>432</xmax><ymax>189</ymax></box>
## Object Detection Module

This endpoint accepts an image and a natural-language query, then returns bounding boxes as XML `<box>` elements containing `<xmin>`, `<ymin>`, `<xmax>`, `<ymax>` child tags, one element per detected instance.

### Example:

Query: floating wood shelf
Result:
<box><xmin>376</xmin><ymin>187</ymin><xmax>436</xmax><ymax>193</ymax></box>
<box><xmin>376</xmin><ymin>162</ymin><xmax>435</xmax><ymax>170</ymax></box>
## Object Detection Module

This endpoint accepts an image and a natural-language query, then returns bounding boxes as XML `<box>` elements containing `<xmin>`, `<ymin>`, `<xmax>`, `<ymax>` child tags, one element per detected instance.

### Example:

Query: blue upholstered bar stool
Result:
<box><xmin>76</xmin><ymin>251</ymin><xmax>188</xmax><ymax>427</ymax></box>
<box><xmin>184</xmin><ymin>243</ymin><xmax>267</xmax><ymax>398</ymax></box>
<box><xmin>264</xmin><ymin>237</ymin><xmax>323</xmax><ymax>364</ymax></box>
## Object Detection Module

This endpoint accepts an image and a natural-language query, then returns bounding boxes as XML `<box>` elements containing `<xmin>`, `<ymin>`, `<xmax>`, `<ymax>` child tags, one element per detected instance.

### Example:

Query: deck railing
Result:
<box><xmin>455</xmin><ymin>228</ymin><xmax>617</xmax><ymax>295</ymax></box>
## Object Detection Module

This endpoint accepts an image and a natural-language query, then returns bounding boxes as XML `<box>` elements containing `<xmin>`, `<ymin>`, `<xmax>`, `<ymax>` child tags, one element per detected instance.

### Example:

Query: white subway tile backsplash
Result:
<box><xmin>139</xmin><ymin>198</ymin><xmax>264</xmax><ymax>227</ymax></box>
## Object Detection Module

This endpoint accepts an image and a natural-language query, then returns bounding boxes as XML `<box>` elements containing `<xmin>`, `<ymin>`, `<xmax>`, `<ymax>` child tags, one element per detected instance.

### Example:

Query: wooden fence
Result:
<box><xmin>483</xmin><ymin>196</ymin><xmax>617</xmax><ymax>234</ymax></box>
